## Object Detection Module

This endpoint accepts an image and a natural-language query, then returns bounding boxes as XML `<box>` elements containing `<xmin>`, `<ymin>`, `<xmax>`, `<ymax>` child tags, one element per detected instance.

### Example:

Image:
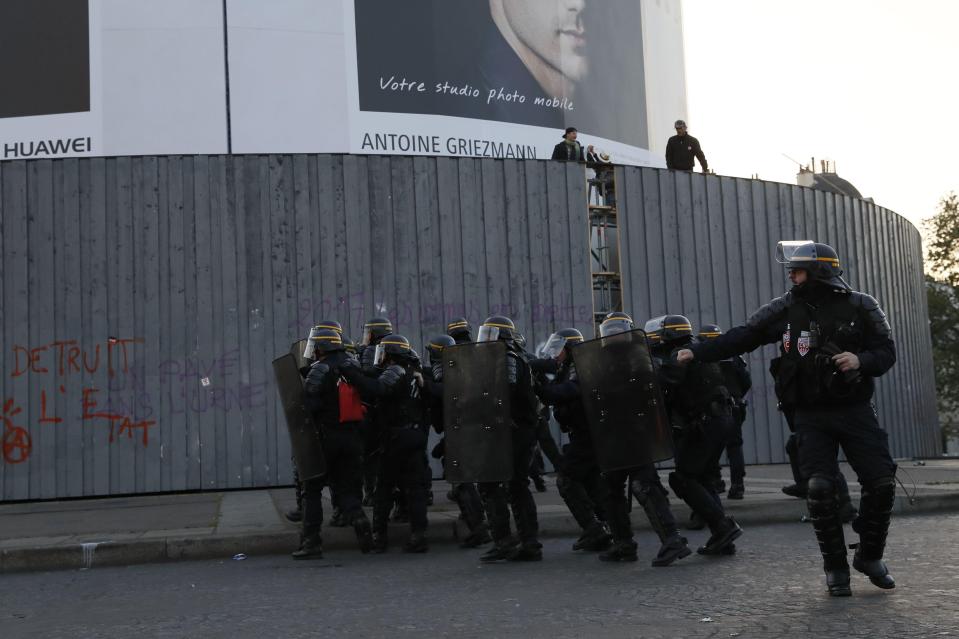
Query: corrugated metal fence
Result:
<box><xmin>0</xmin><ymin>155</ymin><xmax>939</xmax><ymax>501</ymax></box>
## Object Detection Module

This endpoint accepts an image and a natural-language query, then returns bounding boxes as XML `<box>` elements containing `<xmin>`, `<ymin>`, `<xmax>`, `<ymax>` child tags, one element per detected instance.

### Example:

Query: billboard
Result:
<box><xmin>1</xmin><ymin>0</ymin><xmax>687</xmax><ymax>166</ymax></box>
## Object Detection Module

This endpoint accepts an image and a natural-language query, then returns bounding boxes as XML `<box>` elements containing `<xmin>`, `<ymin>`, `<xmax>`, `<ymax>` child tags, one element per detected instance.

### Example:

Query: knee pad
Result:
<box><xmin>862</xmin><ymin>476</ymin><xmax>896</xmax><ymax>506</ymax></box>
<box><xmin>806</xmin><ymin>475</ymin><xmax>836</xmax><ymax>500</ymax></box>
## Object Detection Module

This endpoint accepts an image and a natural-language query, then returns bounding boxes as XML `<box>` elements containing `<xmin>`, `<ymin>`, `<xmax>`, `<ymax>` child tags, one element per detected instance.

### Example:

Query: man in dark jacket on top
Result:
<box><xmin>552</xmin><ymin>127</ymin><xmax>593</xmax><ymax>162</ymax></box>
<box><xmin>665</xmin><ymin>120</ymin><xmax>708</xmax><ymax>172</ymax></box>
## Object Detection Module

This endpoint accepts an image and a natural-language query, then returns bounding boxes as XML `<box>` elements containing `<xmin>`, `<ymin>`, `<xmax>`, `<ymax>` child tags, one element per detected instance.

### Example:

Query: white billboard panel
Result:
<box><xmin>1</xmin><ymin>0</ymin><xmax>687</xmax><ymax>166</ymax></box>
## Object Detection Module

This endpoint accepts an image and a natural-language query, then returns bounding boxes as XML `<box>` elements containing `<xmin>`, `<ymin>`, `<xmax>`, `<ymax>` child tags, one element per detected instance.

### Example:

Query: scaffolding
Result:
<box><xmin>587</xmin><ymin>166</ymin><xmax>623</xmax><ymax>336</ymax></box>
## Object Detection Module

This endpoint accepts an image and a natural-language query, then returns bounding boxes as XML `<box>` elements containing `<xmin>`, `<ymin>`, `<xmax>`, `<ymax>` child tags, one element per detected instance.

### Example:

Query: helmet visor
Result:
<box><xmin>776</xmin><ymin>241</ymin><xmax>817</xmax><ymax>266</ymax></box>
<box><xmin>303</xmin><ymin>327</ymin><xmax>320</xmax><ymax>360</ymax></box>
<box><xmin>477</xmin><ymin>325</ymin><xmax>500</xmax><ymax>343</ymax></box>
<box><xmin>541</xmin><ymin>333</ymin><xmax>567</xmax><ymax>360</ymax></box>
<box><xmin>373</xmin><ymin>343</ymin><xmax>387</xmax><ymax>366</ymax></box>
<box><xmin>600</xmin><ymin>318</ymin><xmax>632</xmax><ymax>337</ymax></box>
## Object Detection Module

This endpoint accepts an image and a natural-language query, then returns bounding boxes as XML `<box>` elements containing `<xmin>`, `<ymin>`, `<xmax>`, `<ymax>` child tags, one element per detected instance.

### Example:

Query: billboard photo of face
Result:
<box><xmin>354</xmin><ymin>0</ymin><xmax>649</xmax><ymax>149</ymax></box>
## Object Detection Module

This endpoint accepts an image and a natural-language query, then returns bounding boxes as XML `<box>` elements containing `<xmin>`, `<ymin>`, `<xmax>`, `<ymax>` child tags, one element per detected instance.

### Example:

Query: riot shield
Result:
<box><xmin>442</xmin><ymin>341</ymin><xmax>513</xmax><ymax>483</ymax></box>
<box><xmin>572</xmin><ymin>329</ymin><xmax>673</xmax><ymax>471</ymax></box>
<box><xmin>272</xmin><ymin>353</ymin><xmax>327</xmax><ymax>480</ymax></box>
<box><xmin>291</xmin><ymin>339</ymin><xmax>312</xmax><ymax>377</ymax></box>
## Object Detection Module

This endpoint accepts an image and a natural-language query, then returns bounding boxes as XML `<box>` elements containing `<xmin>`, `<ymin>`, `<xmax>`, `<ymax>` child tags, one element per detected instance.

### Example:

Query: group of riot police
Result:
<box><xmin>273</xmin><ymin>240</ymin><xmax>900</xmax><ymax>597</ymax></box>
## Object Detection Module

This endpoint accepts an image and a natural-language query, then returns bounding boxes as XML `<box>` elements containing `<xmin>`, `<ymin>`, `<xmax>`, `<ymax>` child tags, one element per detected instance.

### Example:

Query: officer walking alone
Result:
<box><xmin>678</xmin><ymin>241</ymin><xmax>898</xmax><ymax>597</ymax></box>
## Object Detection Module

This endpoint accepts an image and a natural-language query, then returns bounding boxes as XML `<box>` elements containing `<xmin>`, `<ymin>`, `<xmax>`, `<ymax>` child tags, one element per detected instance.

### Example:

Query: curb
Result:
<box><xmin>2</xmin><ymin>494</ymin><xmax>956</xmax><ymax>574</ymax></box>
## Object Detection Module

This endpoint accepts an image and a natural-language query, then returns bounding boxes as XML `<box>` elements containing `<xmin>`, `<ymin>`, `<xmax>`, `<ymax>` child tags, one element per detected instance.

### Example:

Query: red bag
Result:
<box><xmin>338</xmin><ymin>379</ymin><xmax>366</xmax><ymax>423</ymax></box>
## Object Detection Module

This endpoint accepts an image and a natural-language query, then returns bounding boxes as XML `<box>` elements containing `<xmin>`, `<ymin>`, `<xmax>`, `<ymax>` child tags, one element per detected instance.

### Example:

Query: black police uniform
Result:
<box><xmin>691</xmin><ymin>279</ymin><xmax>898</xmax><ymax>594</ymax></box>
<box><xmin>654</xmin><ymin>339</ymin><xmax>742</xmax><ymax>555</ymax></box>
<box><xmin>479</xmin><ymin>345</ymin><xmax>542</xmax><ymax>561</ymax></box>
<box><xmin>535</xmin><ymin>358</ymin><xmax>611</xmax><ymax>551</ymax></box>
<box><xmin>718</xmin><ymin>354</ymin><xmax>751</xmax><ymax>491</ymax></box>
<box><xmin>296</xmin><ymin>350</ymin><xmax>372</xmax><ymax>557</ymax></box>
<box><xmin>342</xmin><ymin>354</ymin><xmax>430</xmax><ymax>553</ymax></box>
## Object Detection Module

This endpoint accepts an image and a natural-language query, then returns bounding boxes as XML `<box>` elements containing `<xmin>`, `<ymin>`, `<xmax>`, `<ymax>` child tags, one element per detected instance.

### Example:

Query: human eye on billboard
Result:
<box><xmin>353</xmin><ymin>0</ymin><xmax>648</xmax><ymax>150</ymax></box>
<box><xmin>0</xmin><ymin>0</ymin><xmax>91</xmax><ymax>119</ymax></box>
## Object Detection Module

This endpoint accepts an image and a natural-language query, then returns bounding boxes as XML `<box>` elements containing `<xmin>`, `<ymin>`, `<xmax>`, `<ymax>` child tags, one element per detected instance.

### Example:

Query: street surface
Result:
<box><xmin>1</xmin><ymin>513</ymin><xmax>957</xmax><ymax>639</ymax></box>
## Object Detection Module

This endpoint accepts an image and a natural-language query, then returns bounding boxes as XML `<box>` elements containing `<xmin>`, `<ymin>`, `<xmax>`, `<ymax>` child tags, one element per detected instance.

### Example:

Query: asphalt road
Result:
<box><xmin>2</xmin><ymin>513</ymin><xmax>958</xmax><ymax>639</ymax></box>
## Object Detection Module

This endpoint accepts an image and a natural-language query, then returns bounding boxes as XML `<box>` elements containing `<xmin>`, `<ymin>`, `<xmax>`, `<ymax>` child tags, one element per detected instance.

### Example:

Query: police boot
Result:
<box><xmin>284</xmin><ymin>507</ymin><xmax>303</xmax><ymax>523</ymax></box>
<box><xmin>403</xmin><ymin>531</ymin><xmax>429</xmax><ymax>554</ymax></box>
<box><xmin>291</xmin><ymin>534</ymin><xmax>324</xmax><ymax>560</ymax></box>
<box><xmin>806</xmin><ymin>476</ymin><xmax>852</xmax><ymax>597</ymax></box>
<box><xmin>697</xmin><ymin>517</ymin><xmax>743</xmax><ymax>555</ymax></box>
<box><xmin>781</xmin><ymin>482</ymin><xmax>808</xmax><ymax>499</ymax></box>
<box><xmin>851</xmin><ymin>477</ymin><xmax>896</xmax><ymax>590</ymax></box>
<box><xmin>460</xmin><ymin>522</ymin><xmax>493</xmax><ymax>549</ymax></box>
<box><xmin>353</xmin><ymin>514</ymin><xmax>373</xmax><ymax>554</ymax></box>
<box><xmin>727</xmin><ymin>484</ymin><xmax>745</xmax><ymax>500</ymax></box>
<box><xmin>652</xmin><ymin>533</ymin><xmax>692</xmax><ymax>567</ymax></box>
<box><xmin>599</xmin><ymin>539</ymin><xmax>638</xmax><ymax>563</ymax></box>
<box><xmin>573</xmin><ymin>522</ymin><xmax>612</xmax><ymax>552</ymax></box>
<box><xmin>507</xmin><ymin>541</ymin><xmax>543</xmax><ymax>562</ymax></box>
<box><xmin>480</xmin><ymin>539</ymin><xmax>518</xmax><ymax>563</ymax></box>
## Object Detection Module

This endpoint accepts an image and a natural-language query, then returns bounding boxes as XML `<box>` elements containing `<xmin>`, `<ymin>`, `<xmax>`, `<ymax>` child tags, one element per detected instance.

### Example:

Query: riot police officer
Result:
<box><xmin>678</xmin><ymin>241</ymin><xmax>897</xmax><ymax>596</ymax></box>
<box><xmin>341</xmin><ymin>334</ymin><xmax>430</xmax><ymax>553</ymax></box>
<box><xmin>593</xmin><ymin>312</ymin><xmax>692</xmax><ymax>566</ymax></box>
<box><xmin>533</xmin><ymin>328</ymin><xmax>611</xmax><ymax>552</ymax></box>
<box><xmin>419</xmin><ymin>334</ymin><xmax>492</xmax><ymax>548</ymax></box>
<box><xmin>294</xmin><ymin>328</ymin><xmax>372</xmax><ymax>559</ymax></box>
<box><xmin>446</xmin><ymin>317</ymin><xmax>472</xmax><ymax>344</ymax></box>
<box><xmin>698</xmin><ymin>324</ymin><xmax>751</xmax><ymax>499</ymax></box>
<box><xmin>357</xmin><ymin>317</ymin><xmax>394</xmax><ymax>506</ymax></box>
<box><xmin>647</xmin><ymin>314</ymin><xmax>743</xmax><ymax>556</ymax></box>
<box><xmin>475</xmin><ymin>316</ymin><xmax>543</xmax><ymax>562</ymax></box>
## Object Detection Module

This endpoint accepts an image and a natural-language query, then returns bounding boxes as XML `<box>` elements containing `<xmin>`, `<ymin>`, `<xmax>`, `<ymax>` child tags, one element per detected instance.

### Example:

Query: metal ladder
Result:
<box><xmin>587</xmin><ymin>167</ymin><xmax>623</xmax><ymax>336</ymax></box>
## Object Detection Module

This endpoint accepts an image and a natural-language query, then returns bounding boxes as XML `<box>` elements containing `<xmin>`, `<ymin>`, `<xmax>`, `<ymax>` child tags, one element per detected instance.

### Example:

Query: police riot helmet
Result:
<box><xmin>446</xmin><ymin>317</ymin><xmax>472</xmax><ymax>343</ymax></box>
<box><xmin>373</xmin><ymin>334</ymin><xmax>415</xmax><ymax>366</ymax></box>
<box><xmin>698</xmin><ymin>324</ymin><xmax>723</xmax><ymax>340</ymax></box>
<box><xmin>362</xmin><ymin>317</ymin><xmax>394</xmax><ymax>345</ymax></box>
<box><xmin>775</xmin><ymin>241</ymin><xmax>850</xmax><ymax>290</ymax></box>
<box><xmin>478</xmin><ymin>315</ymin><xmax>517</xmax><ymax>343</ymax></box>
<box><xmin>599</xmin><ymin>311</ymin><xmax>634</xmax><ymax>337</ymax></box>
<box><xmin>306</xmin><ymin>328</ymin><xmax>345</xmax><ymax>358</ymax></box>
<box><xmin>342</xmin><ymin>335</ymin><xmax>357</xmax><ymax>357</ymax></box>
<box><xmin>314</xmin><ymin>319</ymin><xmax>343</xmax><ymax>334</ymax></box>
<box><xmin>644</xmin><ymin>315</ymin><xmax>693</xmax><ymax>345</ymax></box>
<box><xmin>426</xmin><ymin>334</ymin><xmax>456</xmax><ymax>367</ymax></box>
<box><xmin>541</xmin><ymin>328</ymin><xmax>585</xmax><ymax>360</ymax></box>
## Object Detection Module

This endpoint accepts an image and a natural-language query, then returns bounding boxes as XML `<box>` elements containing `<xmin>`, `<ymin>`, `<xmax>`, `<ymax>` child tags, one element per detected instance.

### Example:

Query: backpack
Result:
<box><xmin>337</xmin><ymin>379</ymin><xmax>366</xmax><ymax>423</ymax></box>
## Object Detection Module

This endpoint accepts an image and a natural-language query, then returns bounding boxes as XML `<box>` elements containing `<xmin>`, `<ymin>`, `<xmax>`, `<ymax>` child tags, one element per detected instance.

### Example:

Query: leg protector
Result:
<box><xmin>854</xmin><ymin>476</ymin><xmax>896</xmax><ymax>561</ymax></box>
<box><xmin>806</xmin><ymin>474</ymin><xmax>848</xmax><ymax>571</ymax></box>
<box><xmin>558</xmin><ymin>472</ymin><xmax>602</xmax><ymax>533</ymax></box>
<box><xmin>479</xmin><ymin>483</ymin><xmax>512</xmax><ymax>544</ymax></box>
<box><xmin>631</xmin><ymin>479</ymin><xmax>679</xmax><ymax>543</ymax></box>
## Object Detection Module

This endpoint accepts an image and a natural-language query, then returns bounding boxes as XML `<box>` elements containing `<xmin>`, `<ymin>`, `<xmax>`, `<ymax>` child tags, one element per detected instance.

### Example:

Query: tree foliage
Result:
<box><xmin>925</xmin><ymin>193</ymin><xmax>959</xmax><ymax>442</ymax></box>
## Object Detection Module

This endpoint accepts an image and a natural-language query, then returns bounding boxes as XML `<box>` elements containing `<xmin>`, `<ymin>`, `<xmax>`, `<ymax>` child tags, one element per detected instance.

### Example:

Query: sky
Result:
<box><xmin>681</xmin><ymin>0</ymin><xmax>959</xmax><ymax>231</ymax></box>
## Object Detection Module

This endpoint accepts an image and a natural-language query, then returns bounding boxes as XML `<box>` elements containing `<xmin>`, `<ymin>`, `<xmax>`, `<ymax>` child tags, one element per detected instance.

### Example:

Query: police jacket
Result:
<box><xmin>665</xmin><ymin>134</ymin><xmax>707</xmax><ymax>171</ymax></box>
<box><xmin>690</xmin><ymin>281</ymin><xmax>896</xmax><ymax>408</ymax></box>
<box><xmin>719</xmin><ymin>357</ymin><xmax>752</xmax><ymax>404</ymax></box>
<box><xmin>535</xmin><ymin>360</ymin><xmax>588</xmax><ymax>434</ymax></box>
<box><xmin>506</xmin><ymin>347</ymin><xmax>539</xmax><ymax>429</ymax></box>
<box><xmin>302</xmin><ymin>351</ymin><xmax>351</xmax><ymax>427</ymax></box>
<box><xmin>421</xmin><ymin>362</ymin><xmax>445</xmax><ymax>433</ymax></box>
<box><xmin>654</xmin><ymin>340</ymin><xmax>730</xmax><ymax>425</ymax></box>
<box><xmin>340</xmin><ymin>359</ymin><xmax>424</xmax><ymax>428</ymax></box>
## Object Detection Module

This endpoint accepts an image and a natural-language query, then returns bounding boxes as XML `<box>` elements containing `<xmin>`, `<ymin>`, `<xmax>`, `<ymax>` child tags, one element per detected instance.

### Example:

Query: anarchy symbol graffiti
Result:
<box><xmin>2</xmin><ymin>398</ymin><xmax>31</xmax><ymax>464</ymax></box>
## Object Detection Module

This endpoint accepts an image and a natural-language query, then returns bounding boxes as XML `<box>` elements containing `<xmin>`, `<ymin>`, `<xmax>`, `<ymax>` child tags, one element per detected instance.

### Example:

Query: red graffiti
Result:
<box><xmin>2</xmin><ymin>398</ymin><xmax>31</xmax><ymax>464</ymax></box>
<box><xmin>10</xmin><ymin>338</ymin><xmax>144</xmax><ymax>378</ymax></box>
<box><xmin>109</xmin><ymin>416</ymin><xmax>156</xmax><ymax>447</ymax></box>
